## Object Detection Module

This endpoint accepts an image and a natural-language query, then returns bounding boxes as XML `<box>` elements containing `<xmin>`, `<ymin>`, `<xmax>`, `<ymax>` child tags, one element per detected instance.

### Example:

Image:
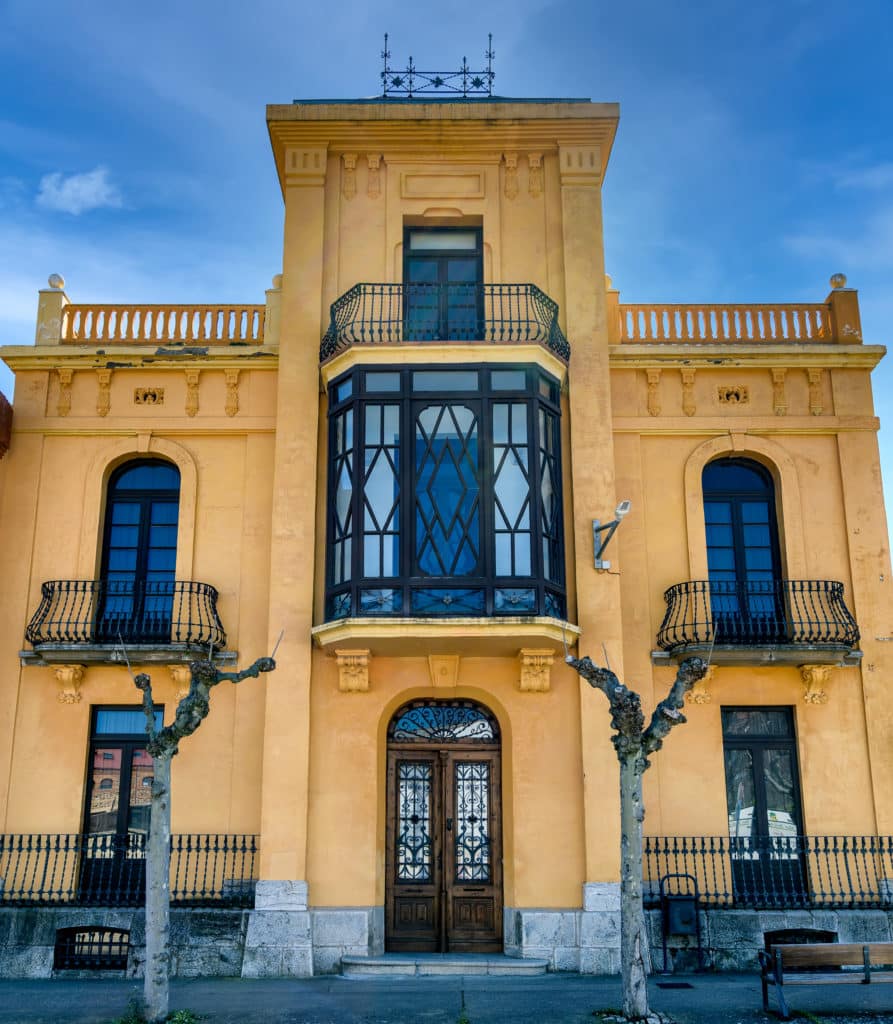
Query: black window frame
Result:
<box><xmin>403</xmin><ymin>226</ymin><xmax>484</xmax><ymax>342</ymax></box>
<box><xmin>324</xmin><ymin>363</ymin><xmax>566</xmax><ymax>621</ymax></box>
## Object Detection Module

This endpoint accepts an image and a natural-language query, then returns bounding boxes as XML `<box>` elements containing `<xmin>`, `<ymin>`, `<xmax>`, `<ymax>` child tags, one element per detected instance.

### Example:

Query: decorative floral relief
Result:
<box><xmin>336</xmin><ymin>649</ymin><xmax>371</xmax><ymax>692</ymax></box>
<box><xmin>134</xmin><ymin>387</ymin><xmax>164</xmax><ymax>406</ymax></box>
<box><xmin>527</xmin><ymin>153</ymin><xmax>543</xmax><ymax>198</ymax></box>
<box><xmin>96</xmin><ymin>369</ymin><xmax>112</xmax><ymax>417</ymax></box>
<box><xmin>224</xmin><ymin>369</ymin><xmax>240</xmax><ymax>417</ymax></box>
<box><xmin>366</xmin><ymin>154</ymin><xmax>382</xmax><ymax>199</ymax></box>
<box><xmin>771</xmin><ymin>368</ymin><xmax>787</xmax><ymax>417</ymax></box>
<box><xmin>646</xmin><ymin>369</ymin><xmax>661</xmax><ymax>417</ymax></box>
<box><xmin>807</xmin><ymin>368</ymin><xmax>824</xmax><ymax>416</ymax></box>
<box><xmin>681</xmin><ymin>369</ymin><xmax>696</xmax><ymax>417</ymax></box>
<box><xmin>504</xmin><ymin>152</ymin><xmax>519</xmax><ymax>200</ymax></box>
<box><xmin>185</xmin><ymin>370</ymin><xmax>200</xmax><ymax>417</ymax></box>
<box><xmin>342</xmin><ymin>153</ymin><xmax>357</xmax><ymax>200</ymax></box>
<box><xmin>57</xmin><ymin>369</ymin><xmax>73</xmax><ymax>417</ymax></box>
<box><xmin>717</xmin><ymin>385</ymin><xmax>749</xmax><ymax>405</ymax></box>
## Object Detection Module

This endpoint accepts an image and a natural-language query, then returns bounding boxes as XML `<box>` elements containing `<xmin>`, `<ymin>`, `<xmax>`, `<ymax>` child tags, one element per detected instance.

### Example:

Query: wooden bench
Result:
<box><xmin>759</xmin><ymin>941</ymin><xmax>893</xmax><ymax>1019</ymax></box>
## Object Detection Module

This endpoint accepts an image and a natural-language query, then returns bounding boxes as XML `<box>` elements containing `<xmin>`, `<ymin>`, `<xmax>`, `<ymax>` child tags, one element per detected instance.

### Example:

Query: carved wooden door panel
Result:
<box><xmin>386</xmin><ymin>746</ymin><xmax>502</xmax><ymax>953</ymax></box>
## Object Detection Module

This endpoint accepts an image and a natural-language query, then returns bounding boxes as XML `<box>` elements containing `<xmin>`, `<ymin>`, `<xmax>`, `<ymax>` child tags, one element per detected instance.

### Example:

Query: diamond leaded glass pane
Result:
<box><xmin>415</xmin><ymin>404</ymin><xmax>480</xmax><ymax>576</ymax></box>
<box><xmin>493</xmin><ymin>403</ymin><xmax>532</xmax><ymax>576</ymax></box>
<box><xmin>454</xmin><ymin>761</ymin><xmax>491</xmax><ymax>882</ymax></box>
<box><xmin>363</xmin><ymin>404</ymin><xmax>400</xmax><ymax>577</ymax></box>
<box><xmin>396</xmin><ymin>762</ymin><xmax>432</xmax><ymax>882</ymax></box>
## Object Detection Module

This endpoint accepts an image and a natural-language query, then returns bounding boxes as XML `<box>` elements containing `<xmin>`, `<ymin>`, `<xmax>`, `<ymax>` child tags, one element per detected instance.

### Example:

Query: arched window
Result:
<box><xmin>702</xmin><ymin>458</ymin><xmax>783</xmax><ymax>642</ymax></box>
<box><xmin>99</xmin><ymin>460</ymin><xmax>180</xmax><ymax>643</ymax></box>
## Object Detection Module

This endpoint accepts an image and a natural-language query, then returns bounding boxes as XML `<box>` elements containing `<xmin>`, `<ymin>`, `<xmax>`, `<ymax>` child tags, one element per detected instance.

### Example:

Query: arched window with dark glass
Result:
<box><xmin>325</xmin><ymin>366</ymin><xmax>565</xmax><ymax>620</ymax></box>
<box><xmin>99</xmin><ymin>460</ymin><xmax>180</xmax><ymax>643</ymax></box>
<box><xmin>702</xmin><ymin>458</ymin><xmax>783</xmax><ymax>642</ymax></box>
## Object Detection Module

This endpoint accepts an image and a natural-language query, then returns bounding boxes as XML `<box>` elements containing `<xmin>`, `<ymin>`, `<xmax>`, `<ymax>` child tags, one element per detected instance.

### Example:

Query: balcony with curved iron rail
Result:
<box><xmin>320</xmin><ymin>282</ymin><xmax>570</xmax><ymax>363</ymax></box>
<box><xmin>23</xmin><ymin>579</ymin><xmax>228</xmax><ymax>665</ymax></box>
<box><xmin>656</xmin><ymin>579</ymin><xmax>860</xmax><ymax>665</ymax></box>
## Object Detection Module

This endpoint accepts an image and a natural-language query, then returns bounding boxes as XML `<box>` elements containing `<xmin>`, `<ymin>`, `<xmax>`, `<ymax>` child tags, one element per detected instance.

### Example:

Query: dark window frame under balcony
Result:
<box><xmin>324</xmin><ymin>363</ymin><xmax>566</xmax><ymax>623</ymax></box>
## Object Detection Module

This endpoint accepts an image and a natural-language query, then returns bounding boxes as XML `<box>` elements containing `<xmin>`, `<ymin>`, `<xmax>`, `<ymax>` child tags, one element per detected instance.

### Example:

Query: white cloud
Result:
<box><xmin>835</xmin><ymin>163</ymin><xmax>893</xmax><ymax>191</ymax></box>
<box><xmin>35</xmin><ymin>167</ymin><xmax>123</xmax><ymax>216</ymax></box>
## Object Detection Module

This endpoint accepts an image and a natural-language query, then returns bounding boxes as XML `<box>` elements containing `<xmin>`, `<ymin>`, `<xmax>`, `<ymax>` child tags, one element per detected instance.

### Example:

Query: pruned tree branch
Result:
<box><xmin>641</xmin><ymin>656</ymin><xmax>708</xmax><ymax>756</ymax></box>
<box><xmin>565</xmin><ymin>655</ymin><xmax>645</xmax><ymax>759</ymax></box>
<box><xmin>134</xmin><ymin>656</ymin><xmax>276</xmax><ymax>758</ymax></box>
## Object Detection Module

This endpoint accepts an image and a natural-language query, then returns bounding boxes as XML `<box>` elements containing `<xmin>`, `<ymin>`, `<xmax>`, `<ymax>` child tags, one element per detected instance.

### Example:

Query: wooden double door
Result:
<box><xmin>386</xmin><ymin>745</ymin><xmax>503</xmax><ymax>953</ymax></box>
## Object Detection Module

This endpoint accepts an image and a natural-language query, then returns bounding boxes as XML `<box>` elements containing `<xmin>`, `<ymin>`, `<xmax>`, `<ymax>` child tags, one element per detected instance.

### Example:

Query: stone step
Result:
<box><xmin>341</xmin><ymin>953</ymin><xmax>550</xmax><ymax>977</ymax></box>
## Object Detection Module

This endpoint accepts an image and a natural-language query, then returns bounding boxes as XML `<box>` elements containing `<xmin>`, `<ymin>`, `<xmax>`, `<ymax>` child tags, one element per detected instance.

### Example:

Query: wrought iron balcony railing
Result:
<box><xmin>25</xmin><ymin>580</ymin><xmax>227</xmax><ymax>649</ymax></box>
<box><xmin>320</xmin><ymin>282</ymin><xmax>570</xmax><ymax>363</ymax></box>
<box><xmin>644</xmin><ymin>835</ymin><xmax>893</xmax><ymax>910</ymax></box>
<box><xmin>0</xmin><ymin>833</ymin><xmax>257</xmax><ymax>907</ymax></box>
<box><xmin>656</xmin><ymin>579</ymin><xmax>859</xmax><ymax>652</ymax></box>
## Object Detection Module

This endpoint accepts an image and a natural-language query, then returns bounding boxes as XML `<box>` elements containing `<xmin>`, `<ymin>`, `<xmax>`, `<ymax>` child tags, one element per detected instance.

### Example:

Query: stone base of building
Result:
<box><xmin>0</xmin><ymin>907</ymin><xmax>248</xmax><ymax>979</ymax></box>
<box><xmin>3</xmin><ymin>891</ymin><xmax>891</xmax><ymax>979</ymax></box>
<box><xmin>647</xmin><ymin>907</ymin><xmax>893</xmax><ymax>973</ymax></box>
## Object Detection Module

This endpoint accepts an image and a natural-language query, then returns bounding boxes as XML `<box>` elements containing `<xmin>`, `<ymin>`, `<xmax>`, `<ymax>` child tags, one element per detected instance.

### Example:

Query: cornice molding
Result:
<box><xmin>609</xmin><ymin>343</ymin><xmax>885</xmax><ymax>371</ymax></box>
<box><xmin>1</xmin><ymin>346</ymin><xmax>279</xmax><ymax>372</ymax></box>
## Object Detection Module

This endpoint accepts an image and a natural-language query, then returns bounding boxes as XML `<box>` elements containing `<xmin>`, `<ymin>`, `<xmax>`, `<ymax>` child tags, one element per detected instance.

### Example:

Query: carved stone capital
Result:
<box><xmin>687</xmin><ymin>664</ymin><xmax>717</xmax><ymax>705</ymax></box>
<box><xmin>527</xmin><ymin>153</ymin><xmax>543</xmax><ymax>198</ymax></box>
<box><xmin>518</xmin><ymin>648</ymin><xmax>555</xmax><ymax>693</ymax></box>
<box><xmin>336</xmin><ymin>649</ymin><xmax>371</xmax><ymax>693</ymax></box>
<box><xmin>771</xmin><ymin>368</ymin><xmax>787</xmax><ymax>416</ymax></box>
<box><xmin>96</xmin><ymin>369</ymin><xmax>112</xmax><ymax>417</ymax></box>
<box><xmin>681</xmin><ymin>368</ymin><xmax>696</xmax><ymax>417</ymax></box>
<box><xmin>428</xmin><ymin>654</ymin><xmax>460</xmax><ymax>689</ymax></box>
<box><xmin>54</xmin><ymin>664</ymin><xmax>85</xmax><ymax>704</ymax></box>
<box><xmin>57</xmin><ymin>368</ymin><xmax>73</xmax><ymax>417</ymax></box>
<box><xmin>342</xmin><ymin>153</ymin><xmax>358</xmax><ymax>200</ymax></box>
<box><xmin>168</xmin><ymin>664</ymin><xmax>192</xmax><ymax>701</ymax></box>
<box><xmin>807</xmin><ymin>368</ymin><xmax>824</xmax><ymax>416</ymax></box>
<box><xmin>503</xmin><ymin>152</ymin><xmax>519</xmax><ymax>200</ymax></box>
<box><xmin>801</xmin><ymin>664</ymin><xmax>833</xmax><ymax>705</ymax></box>
<box><xmin>185</xmin><ymin>370</ymin><xmax>200</xmax><ymax>417</ymax></box>
<box><xmin>366</xmin><ymin>154</ymin><xmax>382</xmax><ymax>199</ymax></box>
<box><xmin>646</xmin><ymin>369</ymin><xmax>661</xmax><ymax>417</ymax></box>
<box><xmin>224</xmin><ymin>369</ymin><xmax>240</xmax><ymax>417</ymax></box>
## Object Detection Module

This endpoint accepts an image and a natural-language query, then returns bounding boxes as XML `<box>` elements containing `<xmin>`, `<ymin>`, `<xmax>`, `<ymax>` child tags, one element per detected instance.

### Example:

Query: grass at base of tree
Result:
<box><xmin>111</xmin><ymin>999</ymin><xmax>203</xmax><ymax>1024</ymax></box>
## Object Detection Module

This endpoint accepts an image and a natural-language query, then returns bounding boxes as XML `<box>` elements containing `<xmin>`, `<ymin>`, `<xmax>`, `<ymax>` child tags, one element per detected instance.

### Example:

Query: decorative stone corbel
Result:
<box><xmin>807</xmin><ymin>368</ymin><xmax>824</xmax><ymax>416</ymax></box>
<box><xmin>168</xmin><ymin>664</ymin><xmax>192</xmax><ymax>702</ymax></box>
<box><xmin>185</xmin><ymin>370</ymin><xmax>200</xmax><ymax>417</ymax></box>
<box><xmin>342</xmin><ymin>153</ymin><xmax>358</xmax><ymax>200</ymax></box>
<box><xmin>96</xmin><ymin>369</ymin><xmax>112</xmax><ymax>417</ymax></box>
<box><xmin>771</xmin><ymin>368</ymin><xmax>787</xmax><ymax>416</ymax></box>
<box><xmin>224</xmin><ymin>369</ymin><xmax>240</xmax><ymax>417</ymax></box>
<box><xmin>56</xmin><ymin>368</ymin><xmax>73</xmax><ymax>417</ymax></box>
<box><xmin>428</xmin><ymin>654</ymin><xmax>460</xmax><ymax>689</ymax></box>
<box><xmin>681</xmin><ymin>368</ymin><xmax>696</xmax><ymax>417</ymax></box>
<box><xmin>54</xmin><ymin>664</ymin><xmax>85</xmax><ymax>704</ymax></box>
<box><xmin>518</xmin><ymin>648</ymin><xmax>555</xmax><ymax>693</ymax></box>
<box><xmin>801</xmin><ymin>664</ymin><xmax>833</xmax><ymax>705</ymax></box>
<box><xmin>336</xmin><ymin>649</ymin><xmax>371</xmax><ymax>693</ymax></box>
<box><xmin>503</xmin><ymin>153</ymin><xmax>519</xmax><ymax>200</ymax></box>
<box><xmin>646</xmin><ymin>369</ymin><xmax>661</xmax><ymax>417</ymax></box>
<box><xmin>687</xmin><ymin>663</ymin><xmax>717</xmax><ymax>705</ymax></box>
<box><xmin>527</xmin><ymin>153</ymin><xmax>543</xmax><ymax>198</ymax></box>
<box><xmin>366</xmin><ymin>154</ymin><xmax>382</xmax><ymax>199</ymax></box>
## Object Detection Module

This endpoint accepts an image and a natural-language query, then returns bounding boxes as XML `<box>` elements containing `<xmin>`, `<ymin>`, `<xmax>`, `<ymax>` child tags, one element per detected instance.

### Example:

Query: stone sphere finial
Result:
<box><xmin>272</xmin><ymin>273</ymin><xmax>283</xmax><ymax>289</ymax></box>
<box><xmin>830</xmin><ymin>273</ymin><xmax>848</xmax><ymax>290</ymax></box>
<box><xmin>605</xmin><ymin>273</ymin><xmax>613</xmax><ymax>289</ymax></box>
<box><xmin>47</xmin><ymin>273</ymin><xmax>65</xmax><ymax>290</ymax></box>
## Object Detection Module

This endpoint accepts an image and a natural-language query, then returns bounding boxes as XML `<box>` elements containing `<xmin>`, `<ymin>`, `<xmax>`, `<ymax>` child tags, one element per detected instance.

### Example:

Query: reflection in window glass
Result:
<box><xmin>366</xmin><ymin>372</ymin><xmax>401</xmax><ymax>392</ymax></box>
<box><xmin>721</xmin><ymin>709</ymin><xmax>793</xmax><ymax>738</ymax></box>
<box><xmin>491</xmin><ymin>370</ymin><xmax>526</xmax><ymax>391</ymax></box>
<box><xmin>413</xmin><ymin>371</ymin><xmax>479</xmax><ymax>392</ymax></box>
<box><xmin>408</xmin><ymin>231</ymin><xmax>478</xmax><ymax>250</ymax></box>
<box><xmin>95</xmin><ymin>709</ymin><xmax>163</xmax><ymax>734</ymax></box>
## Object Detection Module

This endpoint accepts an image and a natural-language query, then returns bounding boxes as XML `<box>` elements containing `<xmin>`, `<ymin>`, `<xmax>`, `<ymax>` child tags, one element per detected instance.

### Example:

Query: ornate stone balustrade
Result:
<box><xmin>617</xmin><ymin>302</ymin><xmax>832</xmax><ymax>344</ymax></box>
<box><xmin>60</xmin><ymin>304</ymin><xmax>265</xmax><ymax>345</ymax></box>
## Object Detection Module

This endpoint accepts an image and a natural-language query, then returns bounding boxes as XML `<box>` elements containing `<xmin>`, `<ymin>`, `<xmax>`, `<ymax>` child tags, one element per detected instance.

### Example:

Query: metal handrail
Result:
<box><xmin>644</xmin><ymin>835</ymin><xmax>893</xmax><ymax>909</ymax></box>
<box><xmin>25</xmin><ymin>579</ymin><xmax>227</xmax><ymax>648</ymax></box>
<box><xmin>320</xmin><ymin>282</ymin><xmax>570</xmax><ymax>363</ymax></box>
<box><xmin>656</xmin><ymin>579</ymin><xmax>860</xmax><ymax>651</ymax></box>
<box><xmin>0</xmin><ymin>833</ymin><xmax>257</xmax><ymax>907</ymax></box>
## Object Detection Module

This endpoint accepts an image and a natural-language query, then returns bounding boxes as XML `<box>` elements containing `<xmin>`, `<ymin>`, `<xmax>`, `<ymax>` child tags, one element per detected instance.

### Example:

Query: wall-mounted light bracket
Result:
<box><xmin>593</xmin><ymin>500</ymin><xmax>632</xmax><ymax>571</ymax></box>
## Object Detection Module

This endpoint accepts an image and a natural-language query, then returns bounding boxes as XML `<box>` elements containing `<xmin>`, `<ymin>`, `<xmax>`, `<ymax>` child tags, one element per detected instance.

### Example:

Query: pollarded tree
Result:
<box><xmin>133</xmin><ymin>654</ymin><xmax>276</xmax><ymax>1024</ymax></box>
<box><xmin>566</xmin><ymin>654</ymin><xmax>708</xmax><ymax>1023</ymax></box>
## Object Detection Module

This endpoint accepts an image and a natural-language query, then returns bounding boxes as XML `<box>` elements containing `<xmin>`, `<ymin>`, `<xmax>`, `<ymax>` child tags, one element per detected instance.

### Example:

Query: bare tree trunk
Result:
<box><xmin>144</xmin><ymin>754</ymin><xmax>172</xmax><ymax>1024</ymax></box>
<box><xmin>566</xmin><ymin>654</ymin><xmax>707</xmax><ymax>1022</ymax></box>
<box><xmin>619</xmin><ymin>754</ymin><xmax>649</xmax><ymax>1021</ymax></box>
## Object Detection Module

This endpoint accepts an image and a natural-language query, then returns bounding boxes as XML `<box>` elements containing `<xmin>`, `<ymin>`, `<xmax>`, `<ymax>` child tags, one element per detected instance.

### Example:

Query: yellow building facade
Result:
<box><xmin>0</xmin><ymin>94</ymin><xmax>890</xmax><ymax>977</ymax></box>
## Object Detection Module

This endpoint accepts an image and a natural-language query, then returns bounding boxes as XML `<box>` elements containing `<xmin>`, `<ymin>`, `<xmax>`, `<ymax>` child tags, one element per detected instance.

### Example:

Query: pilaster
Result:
<box><xmin>559</xmin><ymin>140</ymin><xmax>622</xmax><ymax>886</ymax></box>
<box><xmin>259</xmin><ymin>142</ymin><xmax>329</xmax><ymax>883</ymax></box>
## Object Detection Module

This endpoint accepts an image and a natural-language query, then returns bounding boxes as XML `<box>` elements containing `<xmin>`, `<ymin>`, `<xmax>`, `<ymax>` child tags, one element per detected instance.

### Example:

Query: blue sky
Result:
<box><xmin>1</xmin><ymin>0</ymin><xmax>891</xmax><ymax>530</ymax></box>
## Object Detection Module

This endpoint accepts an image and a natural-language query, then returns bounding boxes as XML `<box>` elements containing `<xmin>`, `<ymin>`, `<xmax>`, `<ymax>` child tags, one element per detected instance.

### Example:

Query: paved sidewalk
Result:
<box><xmin>0</xmin><ymin>972</ymin><xmax>891</xmax><ymax>1023</ymax></box>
